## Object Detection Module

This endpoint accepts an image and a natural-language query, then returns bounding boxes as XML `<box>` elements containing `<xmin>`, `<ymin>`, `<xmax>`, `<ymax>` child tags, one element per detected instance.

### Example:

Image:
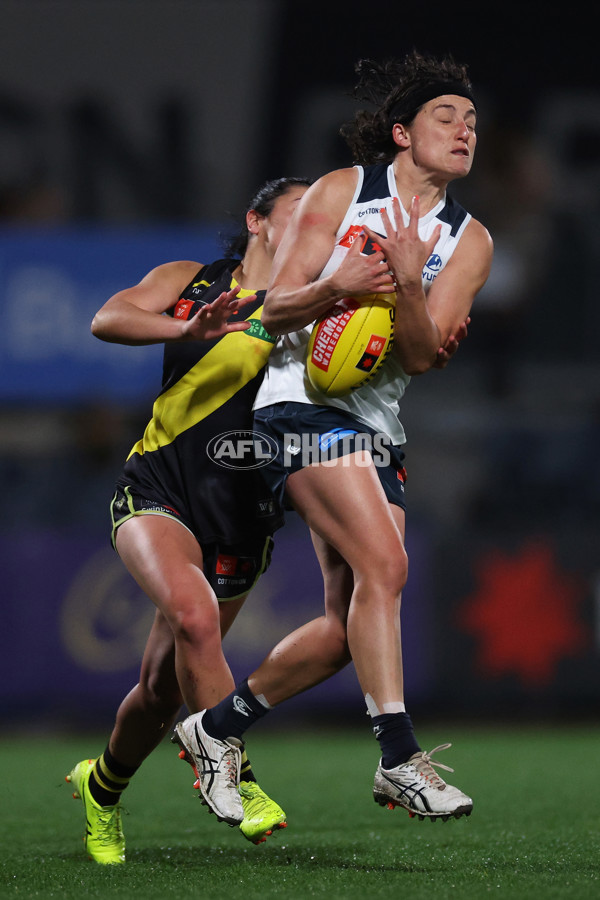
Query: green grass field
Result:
<box><xmin>1</xmin><ymin>725</ymin><xmax>598</xmax><ymax>899</ymax></box>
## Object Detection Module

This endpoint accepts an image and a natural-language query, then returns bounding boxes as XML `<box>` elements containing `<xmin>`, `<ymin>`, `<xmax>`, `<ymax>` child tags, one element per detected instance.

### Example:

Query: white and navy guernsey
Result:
<box><xmin>254</xmin><ymin>162</ymin><xmax>472</xmax><ymax>444</ymax></box>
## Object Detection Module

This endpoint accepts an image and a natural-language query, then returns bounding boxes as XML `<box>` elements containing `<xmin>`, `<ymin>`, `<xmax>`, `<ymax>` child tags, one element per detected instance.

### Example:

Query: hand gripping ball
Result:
<box><xmin>305</xmin><ymin>293</ymin><xmax>395</xmax><ymax>397</ymax></box>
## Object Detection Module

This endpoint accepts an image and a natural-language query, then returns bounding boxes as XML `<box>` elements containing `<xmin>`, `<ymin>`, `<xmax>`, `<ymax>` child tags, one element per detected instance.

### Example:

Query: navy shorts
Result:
<box><xmin>110</xmin><ymin>484</ymin><xmax>274</xmax><ymax>602</ymax></box>
<box><xmin>254</xmin><ymin>402</ymin><xmax>407</xmax><ymax>511</ymax></box>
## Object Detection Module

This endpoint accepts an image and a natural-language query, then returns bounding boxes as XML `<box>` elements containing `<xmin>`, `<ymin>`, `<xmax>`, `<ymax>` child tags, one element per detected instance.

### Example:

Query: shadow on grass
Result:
<box><xmin>107</xmin><ymin>845</ymin><xmax>432</xmax><ymax>874</ymax></box>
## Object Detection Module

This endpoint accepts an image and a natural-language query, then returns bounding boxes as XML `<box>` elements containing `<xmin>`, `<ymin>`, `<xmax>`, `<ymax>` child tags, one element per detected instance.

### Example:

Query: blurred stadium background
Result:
<box><xmin>1</xmin><ymin>0</ymin><xmax>598</xmax><ymax>732</ymax></box>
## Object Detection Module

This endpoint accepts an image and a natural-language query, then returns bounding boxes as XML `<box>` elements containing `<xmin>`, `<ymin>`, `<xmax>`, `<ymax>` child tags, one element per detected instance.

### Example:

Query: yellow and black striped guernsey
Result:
<box><xmin>115</xmin><ymin>258</ymin><xmax>283</xmax><ymax>544</ymax></box>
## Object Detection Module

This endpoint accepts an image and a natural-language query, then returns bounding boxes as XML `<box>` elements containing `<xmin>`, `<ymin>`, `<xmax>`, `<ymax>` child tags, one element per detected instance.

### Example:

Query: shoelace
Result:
<box><xmin>239</xmin><ymin>783</ymin><xmax>270</xmax><ymax>812</ymax></box>
<box><xmin>223</xmin><ymin>749</ymin><xmax>239</xmax><ymax>787</ymax></box>
<box><xmin>239</xmin><ymin>782</ymin><xmax>260</xmax><ymax>799</ymax></box>
<box><xmin>94</xmin><ymin>806</ymin><xmax>123</xmax><ymax>846</ymax></box>
<box><xmin>412</xmin><ymin>743</ymin><xmax>454</xmax><ymax>787</ymax></box>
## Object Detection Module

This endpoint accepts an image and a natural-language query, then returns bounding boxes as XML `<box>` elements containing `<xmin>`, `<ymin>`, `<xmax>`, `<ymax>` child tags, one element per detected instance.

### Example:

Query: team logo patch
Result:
<box><xmin>244</xmin><ymin>318</ymin><xmax>277</xmax><ymax>344</ymax></box>
<box><xmin>173</xmin><ymin>298</ymin><xmax>197</xmax><ymax>319</ymax></box>
<box><xmin>355</xmin><ymin>333</ymin><xmax>387</xmax><ymax>372</ymax></box>
<box><xmin>257</xmin><ymin>498</ymin><xmax>275</xmax><ymax>516</ymax></box>
<box><xmin>215</xmin><ymin>554</ymin><xmax>256</xmax><ymax>578</ymax></box>
<box><xmin>216</xmin><ymin>554</ymin><xmax>237</xmax><ymax>576</ymax></box>
<box><xmin>233</xmin><ymin>695</ymin><xmax>252</xmax><ymax>716</ymax></box>
<box><xmin>425</xmin><ymin>253</ymin><xmax>442</xmax><ymax>272</ymax></box>
<box><xmin>338</xmin><ymin>225</ymin><xmax>385</xmax><ymax>255</ymax></box>
<box><xmin>319</xmin><ymin>428</ymin><xmax>358</xmax><ymax>452</ymax></box>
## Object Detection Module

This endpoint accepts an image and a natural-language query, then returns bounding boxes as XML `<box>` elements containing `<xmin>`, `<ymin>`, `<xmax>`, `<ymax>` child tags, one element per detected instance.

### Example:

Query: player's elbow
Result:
<box><xmin>395</xmin><ymin>348</ymin><xmax>436</xmax><ymax>375</ymax></box>
<box><xmin>90</xmin><ymin>310</ymin><xmax>115</xmax><ymax>343</ymax></box>
<box><xmin>90</xmin><ymin>312</ymin><xmax>104</xmax><ymax>339</ymax></box>
<box><xmin>403</xmin><ymin>358</ymin><xmax>433</xmax><ymax>375</ymax></box>
<box><xmin>394</xmin><ymin>336</ymin><xmax>441</xmax><ymax>375</ymax></box>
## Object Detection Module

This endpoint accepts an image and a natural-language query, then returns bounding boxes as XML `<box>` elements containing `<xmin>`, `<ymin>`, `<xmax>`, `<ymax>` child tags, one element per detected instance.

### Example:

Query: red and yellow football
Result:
<box><xmin>305</xmin><ymin>293</ymin><xmax>395</xmax><ymax>397</ymax></box>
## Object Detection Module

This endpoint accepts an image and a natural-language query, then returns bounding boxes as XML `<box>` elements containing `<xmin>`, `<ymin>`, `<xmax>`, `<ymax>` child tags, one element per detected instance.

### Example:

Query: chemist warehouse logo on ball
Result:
<box><xmin>206</xmin><ymin>430</ymin><xmax>278</xmax><ymax>470</ymax></box>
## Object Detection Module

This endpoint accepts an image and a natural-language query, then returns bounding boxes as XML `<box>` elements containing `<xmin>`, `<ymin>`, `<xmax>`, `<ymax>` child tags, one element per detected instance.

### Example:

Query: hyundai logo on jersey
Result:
<box><xmin>425</xmin><ymin>253</ymin><xmax>443</xmax><ymax>271</ymax></box>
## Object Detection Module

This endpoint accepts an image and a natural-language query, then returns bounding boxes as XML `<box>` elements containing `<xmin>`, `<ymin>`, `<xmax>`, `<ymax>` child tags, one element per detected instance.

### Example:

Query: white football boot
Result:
<box><xmin>373</xmin><ymin>743</ymin><xmax>473</xmax><ymax>821</ymax></box>
<box><xmin>173</xmin><ymin>711</ymin><xmax>244</xmax><ymax>826</ymax></box>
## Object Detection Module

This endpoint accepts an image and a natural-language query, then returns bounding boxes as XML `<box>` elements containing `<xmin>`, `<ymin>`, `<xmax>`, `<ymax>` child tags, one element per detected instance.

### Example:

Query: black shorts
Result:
<box><xmin>110</xmin><ymin>484</ymin><xmax>274</xmax><ymax>601</ymax></box>
<box><xmin>253</xmin><ymin>402</ymin><xmax>407</xmax><ymax>512</ymax></box>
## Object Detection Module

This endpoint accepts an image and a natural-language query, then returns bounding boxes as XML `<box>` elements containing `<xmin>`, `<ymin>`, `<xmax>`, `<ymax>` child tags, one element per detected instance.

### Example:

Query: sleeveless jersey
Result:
<box><xmin>117</xmin><ymin>258</ymin><xmax>282</xmax><ymax>544</ymax></box>
<box><xmin>254</xmin><ymin>162</ymin><xmax>472</xmax><ymax>443</ymax></box>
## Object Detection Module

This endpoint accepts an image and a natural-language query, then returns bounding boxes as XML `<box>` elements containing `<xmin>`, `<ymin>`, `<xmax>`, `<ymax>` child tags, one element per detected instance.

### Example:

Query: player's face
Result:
<box><xmin>262</xmin><ymin>186</ymin><xmax>309</xmax><ymax>256</ymax></box>
<box><xmin>408</xmin><ymin>95</ymin><xmax>477</xmax><ymax>181</ymax></box>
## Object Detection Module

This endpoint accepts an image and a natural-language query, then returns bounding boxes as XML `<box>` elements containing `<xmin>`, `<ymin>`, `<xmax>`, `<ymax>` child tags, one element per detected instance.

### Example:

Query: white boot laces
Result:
<box><xmin>223</xmin><ymin>748</ymin><xmax>239</xmax><ymax>787</ymax></box>
<box><xmin>413</xmin><ymin>743</ymin><xmax>454</xmax><ymax>787</ymax></box>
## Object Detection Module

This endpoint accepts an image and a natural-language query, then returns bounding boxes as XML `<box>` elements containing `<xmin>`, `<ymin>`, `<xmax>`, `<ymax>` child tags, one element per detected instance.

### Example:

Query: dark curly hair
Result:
<box><xmin>222</xmin><ymin>176</ymin><xmax>313</xmax><ymax>258</ymax></box>
<box><xmin>340</xmin><ymin>50</ymin><xmax>474</xmax><ymax>165</ymax></box>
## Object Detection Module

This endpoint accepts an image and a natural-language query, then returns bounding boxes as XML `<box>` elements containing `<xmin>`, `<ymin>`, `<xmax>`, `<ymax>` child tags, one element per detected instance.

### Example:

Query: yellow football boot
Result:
<box><xmin>66</xmin><ymin>759</ymin><xmax>125</xmax><ymax>864</ymax></box>
<box><xmin>238</xmin><ymin>781</ymin><xmax>287</xmax><ymax>844</ymax></box>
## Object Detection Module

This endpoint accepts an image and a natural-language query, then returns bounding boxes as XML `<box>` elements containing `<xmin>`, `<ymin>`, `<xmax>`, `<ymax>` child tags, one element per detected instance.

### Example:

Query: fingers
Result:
<box><xmin>357</xmin><ymin>228</ymin><xmax>391</xmax><ymax>270</ymax></box>
<box><xmin>455</xmin><ymin>317</ymin><xmax>470</xmax><ymax>341</ymax></box>
<box><xmin>378</xmin><ymin>196</ymin><xmax>416</xmax><ymax>237</ymax></box>
<box><xmin>215</xmin><ymin>286</ymin><xmax>242</xmax><ymax>308</ymax></box>
<box><xmin>346</xmin><ymin>230</ymin><xmax>368</xmax><ymax>256</ymax></box>
<box><xmin>192</xmin><ymin>288</ymin><xmax>256</xmax><ymax>320</ymax></box>
<box><xmin>356</xmin><ymin>224</ymin><xmax>388</xmax><ymax>266</ymax></box>
<box><xmin>408</xmin><ymin>195</ymin><xmax>420</xmax><ymax>233</ymax></box>
<box><xmin>433</xmin><ymin>336</ymin><xmax>457</xmax><ymax>369</ymax></box>
<box><xmin>192</xmin><ymin>289</ymin><xmax>236</xmax><ymax>318</ymax></box>
<box><xmin>434</xmin><ymin>317</ymin><xmax>472</xmax><ymax>369</ymax></box>
<box><xmin>229</xmin><ymin>292</ymin><xmax>257</xmax><ymax>311</ymax></box>
<box><xmin>433</xmin><ymin>348</ymin><xmax>450</xmax><ymax>369</ymax></box>
<box><xmin>214</xmin><ymin>286</ymin><xmax>241</xmax><ymax>303</ymax></box>
<box><xmin>378</xmin><ymin>205</ymin><xmax>395</xmax><ymax>239</ymax></box>
<box><xmin>185</xmin><ymin>288</ymin><xmax>257</xmax><ymax>339</ymax></box>
<box><xmin>424</xmin><ymin>223</ymin><xmax>442</xmax><ymax>257</ymax></box>
<box><xmin>338</xmin><ymin>227</ymin><xmax>395</xmax><ymax>295</ymax></box>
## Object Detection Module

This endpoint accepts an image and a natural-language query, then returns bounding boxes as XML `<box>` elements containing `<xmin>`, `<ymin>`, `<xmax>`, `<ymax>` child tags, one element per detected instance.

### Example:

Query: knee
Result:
<box><xmin>168</xmin><ymin>593</ymin><xmax>221</xmax><ymax>648</ymax></box>
<box><xmin>358</xmin><ymin>544</ymin><xmax>408</xmax><ymax>599</ymax></box>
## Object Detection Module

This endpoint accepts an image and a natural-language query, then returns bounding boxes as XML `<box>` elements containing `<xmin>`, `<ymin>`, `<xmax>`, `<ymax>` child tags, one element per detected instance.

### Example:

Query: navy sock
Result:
<box><xmin>202</xmin><ymin>679</ymin><xmax>270</xmax><ymax>741</ymax></box>
<box><xmin>372</xmin><ymin>712</ymin><xmax>421</xmax><ymax>769</ymax></box>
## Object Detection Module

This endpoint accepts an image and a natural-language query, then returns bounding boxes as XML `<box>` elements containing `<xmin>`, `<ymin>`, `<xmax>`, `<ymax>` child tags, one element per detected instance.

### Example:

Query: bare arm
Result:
<box><xmin>91</xmin><ymin>261</ymin><xmax>253</xmax><ymax>346</ymax></box>
<box><xmin>364</xmin><ymin>197</ymin><xmax>493</xmax><ymax>374</ymax></box>
<box><xmin>425</xmin><ymin>223</ymin><xmax>492</xmax><ymax>354</ymax></box>
<box><xmin>262</xmin><ymin>170</ymin><xmax>395</xmax><ymax>335</ymax></box>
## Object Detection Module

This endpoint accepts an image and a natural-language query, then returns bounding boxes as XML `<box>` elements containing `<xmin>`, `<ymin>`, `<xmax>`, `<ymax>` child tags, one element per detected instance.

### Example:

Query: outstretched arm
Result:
<box><xmin>91</xmin><ymin>261</ymin><xmax>253</xmax><ymax>346</ymax></box>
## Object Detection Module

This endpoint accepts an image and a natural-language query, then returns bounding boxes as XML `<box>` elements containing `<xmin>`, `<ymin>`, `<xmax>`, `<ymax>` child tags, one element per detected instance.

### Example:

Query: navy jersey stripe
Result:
<box><xmin>434</xmin><ymin>193</ymin><xmax>468</xmax><ymax>237</ymax></box>
<box><xmin>357</xmin><ymin>164</ymin><xmax>391</xmax><ymax>204</ymax></box>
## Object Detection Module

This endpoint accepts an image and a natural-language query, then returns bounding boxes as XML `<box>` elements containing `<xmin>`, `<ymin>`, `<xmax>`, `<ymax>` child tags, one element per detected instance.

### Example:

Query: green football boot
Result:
<box><xmin>66</xmin><ymin>759</ymin><xmax>126</xmax><ymax>865</ymax></box>
<box><xmin>238</xmin><ymin>781</ymin><xmax>287</xmax><ymax>844</ymax></box>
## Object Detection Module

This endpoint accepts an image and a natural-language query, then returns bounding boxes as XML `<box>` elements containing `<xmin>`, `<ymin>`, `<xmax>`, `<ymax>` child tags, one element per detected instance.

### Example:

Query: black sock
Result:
<box><xmin>202</xmin><ymin>679</ymin><xmax>271</xmax><ymax>741</ymax></box>
<box><xmin>372</xmin><ymin>712</ymin><xmax>421</xmax><ymax>769</ymax></box>
<box><xmin>88</xmin><ymin>747</ymin><xmax>139</xmax><ymax>807</ymax></box>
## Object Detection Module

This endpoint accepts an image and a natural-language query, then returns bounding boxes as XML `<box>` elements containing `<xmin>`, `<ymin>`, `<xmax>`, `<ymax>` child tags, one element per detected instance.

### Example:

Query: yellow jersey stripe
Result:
<box><xmin>128</xmin><ymin>304</ymin><xmax>271</xmax><ymax>458</ymax></box>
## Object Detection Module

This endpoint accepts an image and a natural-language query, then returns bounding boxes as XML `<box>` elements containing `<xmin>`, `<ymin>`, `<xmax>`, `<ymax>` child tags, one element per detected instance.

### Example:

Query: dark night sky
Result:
<box><xmin>259</xmin><ymin>1</ymin><xmax>595</xmax><ymax>178</ymax></box>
